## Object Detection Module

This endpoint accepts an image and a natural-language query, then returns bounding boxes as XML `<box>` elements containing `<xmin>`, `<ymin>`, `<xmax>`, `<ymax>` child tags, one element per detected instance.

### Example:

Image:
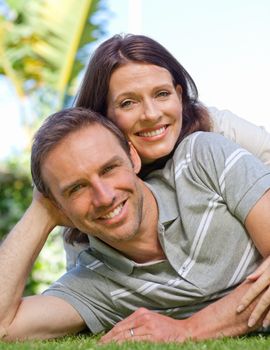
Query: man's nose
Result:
<box><xmin>92</xmin><ymin>180</ymin><xmax>115</xmax><ymax>208</ymax></box>
<box><xmin>141</xmin><ymin>99</ymin><xmax>160</xmax><ymax>121</ymax></box>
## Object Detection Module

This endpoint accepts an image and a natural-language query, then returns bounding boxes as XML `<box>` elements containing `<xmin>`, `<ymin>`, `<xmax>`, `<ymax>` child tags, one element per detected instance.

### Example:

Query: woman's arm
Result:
<box><xmin>237</xmin><ymin>189</ymin><xmax>270</xmax><ymax>327</ymax></box>
<box><xmin>209</xmin><ymin>107</ymin><xmax>270</xmax><ymax>166</ymax></box>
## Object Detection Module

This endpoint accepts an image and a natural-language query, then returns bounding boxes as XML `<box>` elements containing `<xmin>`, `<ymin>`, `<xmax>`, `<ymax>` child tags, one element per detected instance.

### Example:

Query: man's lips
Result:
<box><xmin>135</xmin><ymin>125</ymin><xmax>168</xmax><ymax>138</ymax></box>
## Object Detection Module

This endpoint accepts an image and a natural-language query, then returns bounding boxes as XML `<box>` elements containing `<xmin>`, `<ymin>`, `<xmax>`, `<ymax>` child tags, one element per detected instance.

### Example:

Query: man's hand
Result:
<box><xmin>100</xmin><ymin>308</ymin><xmax>189</xmax><ymax>344</ymax></box>
<box><xmin>237</xmin><ymin>256</ymin><xmax>270</xmax><ymax>328</ymax></box>
<box><xmin>32</xmin><ymin>187</ymin><xmax>74</xmax><ymax>228</ymax></box>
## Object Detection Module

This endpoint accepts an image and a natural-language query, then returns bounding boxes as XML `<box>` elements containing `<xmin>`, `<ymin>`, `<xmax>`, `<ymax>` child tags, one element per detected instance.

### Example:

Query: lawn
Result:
<box><xmin>1</xmin><ymin>334</ymin><xmax>270</xmax><ymax>350</ymax></box>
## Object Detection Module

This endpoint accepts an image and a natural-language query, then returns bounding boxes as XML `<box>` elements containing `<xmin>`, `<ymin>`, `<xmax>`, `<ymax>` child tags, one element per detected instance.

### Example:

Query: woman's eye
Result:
<box><xmin>120</xmin><ymin>100</ymin><xmax>134</xmax><ymax>109</ymax></box>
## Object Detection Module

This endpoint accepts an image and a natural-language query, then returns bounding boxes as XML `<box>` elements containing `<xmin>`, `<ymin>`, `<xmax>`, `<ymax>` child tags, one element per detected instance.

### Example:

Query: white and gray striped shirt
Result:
<box><xmin>44</xmin><ymin>132</ymin><xmax>270</xmax><ymax>334</ymax></box>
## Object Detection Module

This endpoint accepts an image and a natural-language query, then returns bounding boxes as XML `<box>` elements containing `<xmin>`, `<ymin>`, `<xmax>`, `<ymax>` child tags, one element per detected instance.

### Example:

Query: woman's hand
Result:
<box><xmin>237</xmin><ymin>256</ymin><xmax>270</xmax><ymax>328</ymax></box>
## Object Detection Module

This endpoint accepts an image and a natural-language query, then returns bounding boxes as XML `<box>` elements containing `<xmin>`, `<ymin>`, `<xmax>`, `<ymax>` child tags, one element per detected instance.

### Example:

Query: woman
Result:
<box><xmin>75</xmin><ymin>34</ymin><xmax>270</xmax><ymax>172</ymax></box>
<box><xmin>65</xmin><ymin>33</ymin><xmax>270</xmax><ymax>326</ymax></box>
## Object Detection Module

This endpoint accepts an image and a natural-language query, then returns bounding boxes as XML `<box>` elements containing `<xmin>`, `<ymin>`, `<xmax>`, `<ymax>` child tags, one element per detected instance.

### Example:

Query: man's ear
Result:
<box><xmin>129</xmin><ymin>142</ymin><xmax>141</xmax><ymax>174</ymax></box>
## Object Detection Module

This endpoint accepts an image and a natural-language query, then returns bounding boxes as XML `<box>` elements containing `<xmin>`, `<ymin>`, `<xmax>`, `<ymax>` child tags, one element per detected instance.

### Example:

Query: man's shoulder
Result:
<box><xmin>171</xmin><ymin>131</ymin><xmax>250</xmax><ymax>179</ymax></box>
<box><xmin>174</xmin><ymin>131</ymin><xmax>235</xmax><ymax>159</ymax></box>
<box><xmin>146</xmin><ymin>131</ymin><xmax>241</xmax><ymax>183</ymax></box>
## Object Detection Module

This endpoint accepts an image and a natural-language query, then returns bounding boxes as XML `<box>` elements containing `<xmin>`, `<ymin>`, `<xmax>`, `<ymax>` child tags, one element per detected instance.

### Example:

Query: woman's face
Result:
<box><xmin>107</xmin><ymin>62</ymin><xmax>183</xmax><ymax>164</ymax></box>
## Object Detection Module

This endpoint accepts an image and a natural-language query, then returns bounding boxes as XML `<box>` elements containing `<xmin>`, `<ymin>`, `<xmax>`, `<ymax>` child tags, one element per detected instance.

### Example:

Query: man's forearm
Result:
<box><xmin>0</xmin><ymin>200</ymin><xmax>56</xmax><ymax>328</ymax></box>
<box><xmin>184</xmin><ymin>282</ymin><xmax>263</xmax><ymax>340</ymax></box>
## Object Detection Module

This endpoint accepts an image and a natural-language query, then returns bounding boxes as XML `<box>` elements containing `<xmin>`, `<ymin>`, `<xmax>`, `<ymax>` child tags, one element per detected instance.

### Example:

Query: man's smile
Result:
<box><xmin>100</xmin><ymin>202</ymin><xmax>125</xmax><ymax>220</ymax></box>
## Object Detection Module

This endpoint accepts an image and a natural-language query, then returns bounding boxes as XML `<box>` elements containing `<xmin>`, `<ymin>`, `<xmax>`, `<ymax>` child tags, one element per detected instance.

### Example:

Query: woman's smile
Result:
<box><xmin>107</xmin><ymin>62</ymin><xmax>183</xmax><ymax>164</ymax></box>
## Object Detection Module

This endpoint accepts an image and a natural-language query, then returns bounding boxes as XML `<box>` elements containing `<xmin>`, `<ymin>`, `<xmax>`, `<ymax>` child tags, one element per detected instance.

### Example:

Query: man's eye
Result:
<box><xmin>103</xmin><ymin>165</ymin><xmax>117</xmax><ymax>175</ymax></box>
<box><xmin>102</xmin><ymin>164</ymin><xmax>119</xmax><ymax>175</ymax></box>
<box><xmin>157</xmin><ymin>91</ymin><xmax>169</xmax><ymax>98</ymax></box>
<box><xmin>69</xmin><ymin>184</ymin><xmax>84</xmax><ymax>194</ymax></box>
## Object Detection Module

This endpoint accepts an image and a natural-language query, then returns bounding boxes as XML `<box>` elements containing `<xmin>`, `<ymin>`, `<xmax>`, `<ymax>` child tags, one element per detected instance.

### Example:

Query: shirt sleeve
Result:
<box><xmin>208</xmin><ymin>106</ymin><xmax>270</xmax><ymax>166</ymax></box>
<box><xmin>180</xmin><ymin>132</ymin><xmax>270</xmax><ymax>222</ymax></box>
<box><xmin>42</xmin><ymin>264</ymin><xmax>122</xmax><ymax>334</ymax></box>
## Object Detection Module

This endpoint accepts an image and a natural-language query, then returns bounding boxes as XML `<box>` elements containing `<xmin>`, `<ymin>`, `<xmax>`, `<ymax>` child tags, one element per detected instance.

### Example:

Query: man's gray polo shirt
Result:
<box><xmin>43</xmin><ymin>132</ymin><xmax>270</xmax><ymax>334</ymax></box>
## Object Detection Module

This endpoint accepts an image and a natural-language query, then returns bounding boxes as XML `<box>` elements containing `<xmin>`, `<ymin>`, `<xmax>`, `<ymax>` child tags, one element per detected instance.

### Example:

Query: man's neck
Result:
<box><xmin>109</xmin><ymin>183</ymin><xmax>165</xmax><ymax>264</ymax></box>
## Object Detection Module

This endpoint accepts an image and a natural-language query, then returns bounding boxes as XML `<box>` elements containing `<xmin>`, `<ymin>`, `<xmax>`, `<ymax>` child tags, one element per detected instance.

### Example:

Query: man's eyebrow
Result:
<box><xmin>59</xmin><ymin>155</ymin><xmax>126</xmax><ymax>195</ymax></box>
<box><xmin>100</xmin><ymin>155</ymin><xmax>125</xmax><ymax>170</ymax></box>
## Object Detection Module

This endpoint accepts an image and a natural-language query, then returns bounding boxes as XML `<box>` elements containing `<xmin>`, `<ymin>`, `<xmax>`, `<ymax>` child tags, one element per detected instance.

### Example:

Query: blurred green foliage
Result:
<box><xmin>0</xmin><ymin>0</ymin><xmax>107</xmax><ymax>294</ymax></box>
<box><xmin>0</xmin><ymin>161</ymin><xmax>65</xmax><ymax>295</ymax></box>
<box><xmin>0</xmin><ymin>0</ymin><xmax>104</xmax><ymax>102</ymax></box>
<box><xmin>0</xmin><ymin>164</ymin><xmax>32</xmax><ymax>238</ymax></box>
<box><xmin>25</xmin><ymin>228</ymin><xmax>66</xmax><ymax>295</ymax></box>
<box><xmin>0</xmin><ymin>0</ymin><xmax>107</xmax><ymax>151</ymax></box>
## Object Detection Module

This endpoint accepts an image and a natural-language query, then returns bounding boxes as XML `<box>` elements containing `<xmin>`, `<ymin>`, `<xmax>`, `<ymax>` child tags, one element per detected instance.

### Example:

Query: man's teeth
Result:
<box><xmin>138</xmin><ymin>126</ymin><xmax>166</xmax><ymax>137</ymax></box>
<box><xmin>102</xmin><ymin>204</ymin><xmax>123</xmax><ymax>219</ymax></box>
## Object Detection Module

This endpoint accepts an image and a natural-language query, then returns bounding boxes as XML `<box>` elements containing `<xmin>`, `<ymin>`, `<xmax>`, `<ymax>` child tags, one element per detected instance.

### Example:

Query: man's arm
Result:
<box><xmin>4</xmin><ymin>295</ymin><xmax>85</xmax><ymax>341</ymax></box>
<box><xmin>0</xmin><ymin>194</ymin><xmax>55</xmax><ymax>328</ymax></box>
<box><xmin>184</xmin><ymin>282</ymin><xmax>262</xmax><ymax>340</ymax></box>
<box><xmin>100</xmin><ymin>281</ymin><xmax>262</xmax><ymax>344</ymax></box>
<box><xmin>0</xmin><ymin>190</ymin><xmax>81</xmax><ymax>340</ymax></box>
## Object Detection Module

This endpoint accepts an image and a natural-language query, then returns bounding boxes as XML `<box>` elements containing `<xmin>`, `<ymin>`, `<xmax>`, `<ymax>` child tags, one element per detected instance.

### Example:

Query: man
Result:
<box><xmin>1</xmin><ymin>107</ymin><xmax>270</xmax><ymax>342</ymax></box>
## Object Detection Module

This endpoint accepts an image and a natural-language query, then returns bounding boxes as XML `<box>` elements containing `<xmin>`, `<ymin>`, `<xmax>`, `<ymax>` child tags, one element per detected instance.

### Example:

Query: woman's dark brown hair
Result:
<box><xmin>75</xmin><ymin>34</ymin><xmax>210</xmax><ymax>177</ymax></box>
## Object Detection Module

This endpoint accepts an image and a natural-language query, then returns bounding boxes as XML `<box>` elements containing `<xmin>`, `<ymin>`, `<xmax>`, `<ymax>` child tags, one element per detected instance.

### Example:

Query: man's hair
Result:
<box><xmin>75</xmin><ymin>35</ymin><xmax>210</xmax><ymax>141</ymax></box>
<box><xmin>31</xmin><ymin>107</ymin><xmax>130</xmax><ymax>198</ymax></box>
<box><xmin>31</xmin><ymin>107</ymin><xmax>131</xmax><ymax>246</ymax></box>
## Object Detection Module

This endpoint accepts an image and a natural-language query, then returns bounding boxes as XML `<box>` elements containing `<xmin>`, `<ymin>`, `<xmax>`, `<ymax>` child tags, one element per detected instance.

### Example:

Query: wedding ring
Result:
<box><xmin>129</xmin><ymin>328</ymin><xmax>134</xmax><ymax>337</ymax></box>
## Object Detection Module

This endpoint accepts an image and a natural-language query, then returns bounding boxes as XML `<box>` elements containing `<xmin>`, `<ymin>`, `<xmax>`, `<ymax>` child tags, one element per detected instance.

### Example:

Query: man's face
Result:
<box><xmin>41</xmin><ymin>124</ymin><xmax>145</xmax><ymax>246</ymax></box>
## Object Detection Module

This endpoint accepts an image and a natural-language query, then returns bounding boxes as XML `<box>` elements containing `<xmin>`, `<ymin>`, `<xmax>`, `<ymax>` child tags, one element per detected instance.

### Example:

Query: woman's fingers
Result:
<box><xmin>246</xmin><ymin>258</ymin><xmax>270</xmax><ymax>281</ymax></box>
<box><xmin>246</xmin><ymin>286</ymin><xmax>270</xmax><ymax>327</ymax></box>
<box><xmin>237</xmin><ymin>279</ymin><xmax>269</xmax><ymax>313</ymax></box>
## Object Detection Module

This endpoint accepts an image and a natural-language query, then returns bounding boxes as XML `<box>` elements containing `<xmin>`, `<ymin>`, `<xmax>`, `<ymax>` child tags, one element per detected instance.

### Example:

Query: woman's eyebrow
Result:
<box><xmin>114</xmin><ymin>84</ymin><xmax>173</xmax><ymax>99</ymax></box>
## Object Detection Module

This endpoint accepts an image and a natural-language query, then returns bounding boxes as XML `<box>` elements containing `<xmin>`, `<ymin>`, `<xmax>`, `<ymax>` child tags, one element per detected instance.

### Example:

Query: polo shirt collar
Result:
<box><xmin>88</xmin><ymin>236</ymin><xmax>135</xmax><ymax>275</ymax></box>
<box><xmin>145</xmin><ymin>182</ymin><xmax>178</xmax><ymax>225</ymax></box>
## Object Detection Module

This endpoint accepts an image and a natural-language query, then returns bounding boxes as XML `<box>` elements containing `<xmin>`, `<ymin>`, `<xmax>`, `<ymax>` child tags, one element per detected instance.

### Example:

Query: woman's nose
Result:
<box><xmin>141</xmin><ymin>100</ymin><xmax>160</xmax><ymax>121</ymax></box>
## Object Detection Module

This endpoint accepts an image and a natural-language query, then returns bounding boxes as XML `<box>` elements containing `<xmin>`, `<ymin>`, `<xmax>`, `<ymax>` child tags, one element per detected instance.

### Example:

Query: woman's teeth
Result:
<box><xmin>102</xmin><ymin>203</ymin><xmax>123</xmax><ymax>219</ymax></box>
<box><xmin>138</xmin><ymin>126</ymin><xmax>166</xmax><ymax>137</ymax></box>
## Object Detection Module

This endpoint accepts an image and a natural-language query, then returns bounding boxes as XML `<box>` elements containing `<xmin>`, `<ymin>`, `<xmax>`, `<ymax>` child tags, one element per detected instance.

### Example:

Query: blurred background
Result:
<box><xmin>0</xmin><ymin>0</ymin><xmax>269</xmax><ymax>294</ymax></box>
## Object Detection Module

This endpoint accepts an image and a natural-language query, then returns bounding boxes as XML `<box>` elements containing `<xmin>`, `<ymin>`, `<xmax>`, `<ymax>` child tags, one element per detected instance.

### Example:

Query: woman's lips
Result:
<box><xmin>136</xmin><ymin>125</ymin><xmax>168</xmax><ymax>138</ymax></box>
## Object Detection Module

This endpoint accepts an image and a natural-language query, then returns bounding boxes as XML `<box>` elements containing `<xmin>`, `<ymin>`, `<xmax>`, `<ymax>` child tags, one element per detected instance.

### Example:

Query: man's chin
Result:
<box><xmin>97</xmin><ymin>230</ymin><xmax>138</xmax><ymax>245</ymax></box>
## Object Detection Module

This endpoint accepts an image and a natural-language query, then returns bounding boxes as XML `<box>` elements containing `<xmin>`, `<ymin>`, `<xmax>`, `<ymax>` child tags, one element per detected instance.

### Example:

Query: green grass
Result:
<box><xmin>1</xmin><ymin>334</ymin><xmax>270</xmax><ymax>350</ymax></box>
